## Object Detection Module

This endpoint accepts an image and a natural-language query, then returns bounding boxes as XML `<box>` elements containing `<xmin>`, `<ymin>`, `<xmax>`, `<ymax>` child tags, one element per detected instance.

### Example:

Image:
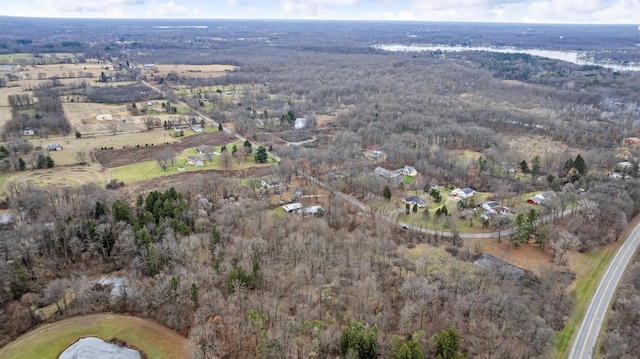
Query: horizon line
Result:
<box><xmin>0</xmin><ymin>15</ymin><xmax>638</xmax><ymax>26</ymax></box>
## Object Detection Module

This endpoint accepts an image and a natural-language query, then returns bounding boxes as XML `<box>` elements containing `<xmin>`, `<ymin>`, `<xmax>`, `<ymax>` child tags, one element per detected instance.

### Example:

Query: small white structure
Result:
<box><xmin>96</xmin><ymin>114</ymin><xmax>113</xmax><ymax>121</ymax></box>
<box><xmin>23</xmin><ymin>128</ymin><xmax>34</xmax><ymax>136</ymax></box>
<box><xmin>283</xmin><ymin>203</ymin><xmax>303</xmax><ymax>212</ymax></box>
<box><xmin>294</xmin><ymin>117</ymin><xmax>307</xmax><ymax>130</ymax></box>
<box><xmin>191</xmin><ymin>125</ymin><xmax>203</xmax><ymax>132</ymax></box>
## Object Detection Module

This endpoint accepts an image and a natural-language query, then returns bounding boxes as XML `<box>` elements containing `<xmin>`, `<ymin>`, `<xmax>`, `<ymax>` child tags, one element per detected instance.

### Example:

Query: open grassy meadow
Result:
<box><xmin>2</xmin><ymin>164</ymin><xmax>107</xmax><ymax>194</ymax></box>
<box><xmin>0</xmin><ymin>313</ymin><xmax>188</xmax><ymax>359</ymax></box>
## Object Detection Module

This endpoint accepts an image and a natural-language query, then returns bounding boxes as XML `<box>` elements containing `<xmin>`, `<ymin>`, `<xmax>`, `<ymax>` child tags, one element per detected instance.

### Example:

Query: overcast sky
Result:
<box><xmin>2</xmin><ymin>0</ymin><xmax>640</xmax><ymax>24</ymax></box>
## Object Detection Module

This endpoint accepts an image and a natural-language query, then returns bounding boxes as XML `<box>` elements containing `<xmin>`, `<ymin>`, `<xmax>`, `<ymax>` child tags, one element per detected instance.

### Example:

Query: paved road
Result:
<box><xmin>568</xmin><ymin>222</ymin><xmax>640</xmax><ymax>359</ymax></box>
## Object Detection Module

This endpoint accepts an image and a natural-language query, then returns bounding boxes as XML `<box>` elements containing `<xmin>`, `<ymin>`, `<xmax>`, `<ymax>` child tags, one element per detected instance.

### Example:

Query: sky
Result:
<box><xmin>2</xmin><ymin>0</ymin><xmax>640</xmax><ymax>24</ymax></box>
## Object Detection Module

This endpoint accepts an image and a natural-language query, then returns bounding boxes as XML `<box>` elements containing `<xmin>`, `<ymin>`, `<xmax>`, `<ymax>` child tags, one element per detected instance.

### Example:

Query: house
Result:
<box><xmin>143</xmin><ymin>64</ymin><xmax>156</xmax><ymax>69</ymax></box>
<box><xmin>481</xmin><ymin>201</ymin><xmax>501</xmax><ymax>212</ymax></box>
<box><xmin>283</xmin><ymin>203</ymin><xmax>303</xmax><ymax>212</ymax></box>
<box><xmin>47</xmin><ymin>144</ymin><xmax>63</xmax><ymax>151</ymax></box>
<box><xmin>402</xmin><ymin>196</ymin><xmax>427</xmax><ymax>208</ymax></box>
<box><xmin>191</xmin><ymin>125</ymin><xmax>203</xmax><ymax>132</ymax></box>
<box><xmin>261</xmin><ymin>178</ymin><xmax>280</xmax><ymax>189</ymax></box>
<box><xmin>294</xmin><ymin>117</ymin><xmax>307</xmax><ymax>130</ymax></box>
<box><xmin>301</xmin><ymin>205</ymin><xmax>324</xmax><ymax>216</ymax></box>
<box><xmin>451</xmin><ymin>188</ymin><xmax>475</xmax><ymax>199</ymax></box>
<box><xmin>369</xmin><ymin>150</ymin><xmax>386</xmax><ymax>160</ymax></box>
<box><xmin>23</xmin><ymin>128</ymin><xmax>34</xmax><ymax>136</ymax></box>
<box><xmin>527</xmin><ymin>191</ymin><xmax>556</xmax><ymax>205</ymax></box>
<box><xmin>400</xmin><ymin>165</ymin><xmax>418</xmax><ymax>177</ymax></box>
<box><xmin>375</xmin><ymin>167</ymin><xmax>403</xmax><ymax>184</ymax></box>
<box><xmin>187</xmin><ymin>156</ymin><xmax>204</xmax><ymax>166</ymax></box>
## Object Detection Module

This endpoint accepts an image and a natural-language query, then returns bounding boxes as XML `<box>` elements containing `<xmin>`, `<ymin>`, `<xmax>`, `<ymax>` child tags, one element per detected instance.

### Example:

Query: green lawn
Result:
<box><xmin>0</xmin><ymin>314</ymin><xmax>187</xmax><ymax>359</ymax></box>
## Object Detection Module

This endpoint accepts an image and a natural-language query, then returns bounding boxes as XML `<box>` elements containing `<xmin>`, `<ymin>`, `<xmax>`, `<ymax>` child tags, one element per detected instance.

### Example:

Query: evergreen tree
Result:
<box><xmin>340</xmin><ymin>320</ymin><xmax>379</xmax><ymax>359</ymax></box>
<box><xmin>430</xmin><ymin>327</ymin><xmax>463</xmax><ymax>359</ymax></box>
<box><xmin>383</xmin><ymin>186</ymin><xmax>392</xmax><ymax>201</ymax></box>
<box><xmin>254</xmin><ymin>146</ymin><xmax>268</xmax><ymax>163</ymax></box>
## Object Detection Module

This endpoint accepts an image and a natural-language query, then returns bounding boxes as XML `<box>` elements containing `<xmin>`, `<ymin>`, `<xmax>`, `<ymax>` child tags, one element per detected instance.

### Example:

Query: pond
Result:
<box><xmin>58</xmin><ymin>337</ymin><xmax>141</xmax><ymax>359</ymax></box>
<box><xmin>474</xmin><ymin>253</ymin><xmax>525</xmax><ymax>279</ymax></box>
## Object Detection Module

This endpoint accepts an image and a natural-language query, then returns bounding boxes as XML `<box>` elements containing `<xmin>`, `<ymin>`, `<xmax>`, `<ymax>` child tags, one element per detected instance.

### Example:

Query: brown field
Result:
<box><xmin>2</xmin><ymin>164</ymin><xmax>108</xmax><ymax>193</ymax></box>
<box><xmin>505</xmin><ymin>134</ymin><xmax>577</xmax><ymax>162</ymax></box>
<box><xmin>62</xmin><ymin>102</ymin><xmax>129</xmax><ymax>129</ymax></box>
<box><xmin>20</xmin><ymin>63</ymin><xmax>110</xmax><ymax>79</ymax></box>
<box><xmin>42</xmin><ymin>129</ymin><xmax>178</xmax><ymax>166</ymax></box>
<box><xmin>151</xmin><ymin>64</ymin><xmax>235</xmax><ymax>78</ymax></box>
<box><xmin>95</xmin><ymin>130</ymin><xmax>230</xmax><ymax>168</ymax></box>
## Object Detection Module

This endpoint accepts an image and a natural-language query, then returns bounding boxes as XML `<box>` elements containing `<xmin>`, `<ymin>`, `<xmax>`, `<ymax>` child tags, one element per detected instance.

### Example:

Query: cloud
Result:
<box><xmin>146</xmin><ymin>1</ymin><xmax>191</xmax><ymax>18</ymax></box>
<box><xmin>35</xmin><ymin>0</ymin><xmax>144</xmax><ymax>14</ymax></box>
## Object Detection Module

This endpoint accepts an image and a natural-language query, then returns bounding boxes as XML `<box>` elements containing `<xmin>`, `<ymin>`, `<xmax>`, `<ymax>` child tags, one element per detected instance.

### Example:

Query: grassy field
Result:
<box><xmin>112</xmin><ymin>143</ymin><xmax>275</xmax><ymax>183</ymax></box>
<box><xmin>0</xmin><ymin>313</ymin><xmax>188</xmax><ymax>359</ymax></box>
<box><xmin>554</xmin><ymin>240</ymin><xmax>623</xmax><ymax>358</ymax></box>
<box><xmin>2</xmin><ymin>165</ymin><xmax>107</xmax><ymax>195</ymax></box>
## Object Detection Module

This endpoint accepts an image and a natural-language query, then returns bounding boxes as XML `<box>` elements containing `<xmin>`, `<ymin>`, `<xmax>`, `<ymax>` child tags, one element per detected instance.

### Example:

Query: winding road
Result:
<box><xmin>141</xmin><ymin>79</ymin><xmax>637</xmax><ymax>358</ymax></box>
<box><xmin>568</xmin><ymin>222</ymin><xmax>640</xmax><ymax>359</ymax></box>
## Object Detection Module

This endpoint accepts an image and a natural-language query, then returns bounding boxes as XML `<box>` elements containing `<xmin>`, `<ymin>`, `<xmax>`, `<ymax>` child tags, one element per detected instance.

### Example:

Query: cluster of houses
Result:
<box><xmin>282</xmin><ymin>202</ymin><xmax>324</xmax><ymax>216</ymax></box>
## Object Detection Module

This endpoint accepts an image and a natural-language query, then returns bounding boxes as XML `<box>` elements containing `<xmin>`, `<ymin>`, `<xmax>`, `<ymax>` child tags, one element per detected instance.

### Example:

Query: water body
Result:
<box><xmin>373</xmin><ymin>44</ymin><xmax>640</xmax><ymax>72</ymax></box>
<box><xmin>59</xmin><ymin>337</ymin><xmax>141</xmax><ymax>359</ymax></box>
<box><xmin>473</xmin><ymin>253</ymin><xmax>525</xmax><ymax>279</ymax></box>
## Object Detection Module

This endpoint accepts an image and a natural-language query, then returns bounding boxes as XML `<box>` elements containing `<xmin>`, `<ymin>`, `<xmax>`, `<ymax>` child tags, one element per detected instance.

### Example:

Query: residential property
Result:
<box><xmin>261</xmin><ymin>178</ymin><xmax>280</xmax><ymax>189</ymax></box>
<box><xmin>23</xmin><ymin>128</ymin><xmax>34</xmax><ymax>136</ymax></box>
<box><xmin>375</xmin><ymin>166</ymin><xmax>403</xmax><ymax>184</ymax></box>
<box><xmin>191</xmin><ymin>125</ymin><xmax>203</xmax><ymax>132</ymax></box>
<box><xmin>400</xmin><ymin>165</ymin><xmax>418</xmax><ymax>177</ymax></box>
<box><xmin>479</xmin><ymin>201</ymin><xmax>510</xmax><ymax>217</ymax></box>
<box><xmin>374</xmin><ymin>165</ymin><xmax>418</xmax><ymax>183</ymax></box>
<box><xmin>301</xmin><ymin>205</ymin><xmax>324</xmax><ymax>216</ymax></box>
<box><xmin>187</xmin><ymin>156</ymin><xmax>204</xmax><ymax>166</ymax></box>
<box><xmin>451</xmin><ymin>188</ymin><xmax>475</xmax><ymax>199</ymax></box>
<box><xmin>283</xmin><ymin>203</ymin><xmax>303</xmax><ymax>212</ymax></box>
<box><xmin>369</xmin><ymin>150</ymin><xmax>386</xmax><ymax>160</ymax></box>
<box><xmin>47</xmin><ymin>144</ymin><xmax>63</xmax><ymax>151</ymax></box>
<box><xmin>402</xmin><ymin>196</ymin><xmax>427</xmax><ymax>207</ymax></box>
<box><xmin>526</xmin><ymin>191</ymin><xmax>556</xmax><ymax>205</ymax></box>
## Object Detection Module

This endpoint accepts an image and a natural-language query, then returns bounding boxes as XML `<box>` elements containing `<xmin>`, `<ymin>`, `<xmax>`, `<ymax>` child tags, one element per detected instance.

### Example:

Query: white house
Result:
<box><xmin>23</xmin><ymin>128</ymin><xmax>34</xmax><ymax>136</ymax></box>
<box><xmin>283</xmin><ymin>203</ymin><xmax>303</xmax><ymax>212</ymax></box>
<box><xmin>451</xmin><ymin>188</ymin><xmax>475</xmax><ymax>199</ymax></box>
<box><xmin>400</xmin><ymin>165</ymin><xmax>418</xmax><ymax>177</ymax></box>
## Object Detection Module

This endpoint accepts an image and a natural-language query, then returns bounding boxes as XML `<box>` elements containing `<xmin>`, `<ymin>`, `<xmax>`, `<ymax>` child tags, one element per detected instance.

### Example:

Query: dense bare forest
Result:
<box><xmin>2</xmin><ymin>18</ymin><xmax>640</xmax><ymax>358</ymax></box>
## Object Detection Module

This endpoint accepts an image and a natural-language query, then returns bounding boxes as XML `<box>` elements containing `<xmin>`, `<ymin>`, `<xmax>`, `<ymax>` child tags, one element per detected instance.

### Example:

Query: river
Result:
<box><xmin>373</xmin><ymin>44</ymin><xmax>640</xmax><ymax>72</ymax></box>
